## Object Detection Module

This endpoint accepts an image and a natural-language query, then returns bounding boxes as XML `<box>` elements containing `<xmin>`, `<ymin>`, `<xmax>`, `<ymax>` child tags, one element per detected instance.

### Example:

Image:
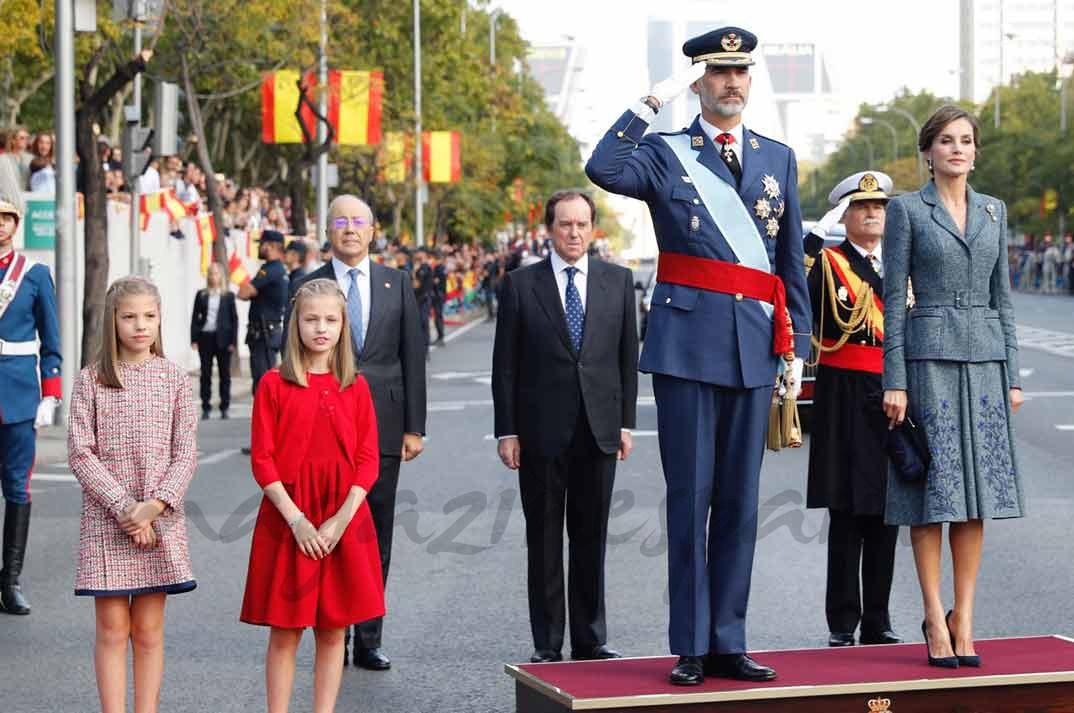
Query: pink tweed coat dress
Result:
<box><xmin>68</xmin><ymin>357</ymin><xmax>198</xmax><ymax>596</ymax></box>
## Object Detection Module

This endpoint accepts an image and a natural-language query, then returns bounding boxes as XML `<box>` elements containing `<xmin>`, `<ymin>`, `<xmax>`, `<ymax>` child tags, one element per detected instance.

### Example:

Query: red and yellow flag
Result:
<box><xmin>139</xmin><ymin>191</ymin><xmax>163</xmax><ymax>231</ymax></box>
<box><xmin>195</xmin><ymin>214</ymin><xmax>217</xmax><ymax>276</ymax></box>
<box><xmin>328</xmin><ymin>70</ymin><xmax>384</xmax><ymax>146</ymax></box>
<box><xmin>422</xmin><ymin>131</ymin><xmax>461</xmax><ymax>183</ymax></box>
<box><xmin>261</xmin><ymin>71</ymin><xmax>306</xmax><ymax>144</ymax></box>
<box><xmin>228</xmin><ymin>250</ymin><xmax>250</xmax><ymax>286</ymax></box>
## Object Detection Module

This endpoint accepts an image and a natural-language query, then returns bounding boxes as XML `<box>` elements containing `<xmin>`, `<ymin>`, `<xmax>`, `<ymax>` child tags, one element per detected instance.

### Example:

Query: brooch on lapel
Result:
<box><xmin>762</xmin><ymin>174</ymin><xmax>781</xmax><ymax>200</ymax></box>
<box><xmin>985</xmin><ymin>203</ymin><xmax>997</xmax><ymax>222</ymax></box>
<box><xmin>754</xmin><ymin>198</ymin><xmax>772</xmax><ymax>220</ymax></box>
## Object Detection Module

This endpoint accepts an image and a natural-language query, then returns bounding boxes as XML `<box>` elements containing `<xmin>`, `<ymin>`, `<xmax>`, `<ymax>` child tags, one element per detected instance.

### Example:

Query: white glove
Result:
<box><xmin>812</xmin><ymin>197</ymin><xmax>850</xmax><ymax>238</ymax></box>
<box><xmin>649</xmin><ymin>62</ymin><xmax>708</xmax><ymax>107</ymax></box>
<box><xmin>34</xmin><ymin>396</ymin><xmax>58</xmax><ymax>429</ymax></box>
<box><xmin>789</xmin><ymin>358</ymin><xmax>804</xmax><ymax>399</ymax></box>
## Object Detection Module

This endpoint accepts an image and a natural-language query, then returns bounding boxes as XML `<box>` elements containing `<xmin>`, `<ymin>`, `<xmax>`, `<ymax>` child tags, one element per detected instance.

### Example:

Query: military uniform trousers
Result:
<box><xmin>0</xmin><ymin>421</ymin><xmax>35</xmax><ymax>505</ymax></box>
<box><xmin>806</xmin><ymin>364</ymin><xmax>898</xmax><ymax>637</ymax></box>
<box><xmin>653</xmin><ymin>374</ymin><xmax>771</xmax><ymax>656</ymax></box>
<box><xmin>518</xmin><ymin>412</ymin><xmax>616</xmax><ymax>655</ymax></box>
<box><xmin>247</xmin><ymin>322</ymin><xmax>282</xmax><ymax>394</ymax></box>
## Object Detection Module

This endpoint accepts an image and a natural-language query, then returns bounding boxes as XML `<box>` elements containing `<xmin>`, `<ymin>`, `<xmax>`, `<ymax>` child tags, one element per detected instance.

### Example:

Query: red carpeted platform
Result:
<box><xmin>505</xmin><ymin>636</ymin><xmax>1074</xmax><ymax>712</ymax></box>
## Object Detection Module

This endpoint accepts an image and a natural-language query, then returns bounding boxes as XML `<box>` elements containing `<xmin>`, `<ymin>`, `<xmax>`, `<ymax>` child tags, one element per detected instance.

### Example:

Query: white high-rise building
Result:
<box><xmin>960</xmin><ymin>0</ymin><xmax>1074</xmax><ymax>102</ymax></box>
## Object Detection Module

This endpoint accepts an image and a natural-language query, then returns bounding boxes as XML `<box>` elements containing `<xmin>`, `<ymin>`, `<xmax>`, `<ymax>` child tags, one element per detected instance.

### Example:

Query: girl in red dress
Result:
<box><xmin>241</xmin><ymin>278</ymin><xmax>383</xmax><ymax>713</ymax></box>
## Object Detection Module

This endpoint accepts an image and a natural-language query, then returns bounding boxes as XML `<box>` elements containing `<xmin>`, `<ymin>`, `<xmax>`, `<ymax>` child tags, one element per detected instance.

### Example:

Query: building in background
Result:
<box><xmin>960</xmin><ymin>0</ymin><xmax>1074</xmax><ymax>102</ymax></box>
<box><xmin>526</xmin><ymin>42</ymin><xmax>584</xmax><ymax>124</ymax></box>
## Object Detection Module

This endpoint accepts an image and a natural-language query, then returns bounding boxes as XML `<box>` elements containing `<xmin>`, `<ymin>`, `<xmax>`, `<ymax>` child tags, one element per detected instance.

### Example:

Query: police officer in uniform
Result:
<box><xmin>586</xmin><ymin>27</ymin><xmax>810</xmax><ymax>685</ymax></box>
<box><xmin>805</xmin><ymin>171</ymin><xmax>903</xmax><ymax>648</ymax></box>
<box><xmin>238</xmin><ymin>229</ymin><xmax>288</xmax><ymax>395</ymax></box>
<box><xmin>411</xmin><ymin>248</ymin><xmax>436</xmax><ymax>351</ymax></box>
<box><xmin>0</xmin><ymin>198</ymin><xmax>61</xmax><ymax>615</ymax></box>
<box><xmin>431</xmin><ymin>251</ymin><xmax>447</xmax><ymax>345</ymax></box>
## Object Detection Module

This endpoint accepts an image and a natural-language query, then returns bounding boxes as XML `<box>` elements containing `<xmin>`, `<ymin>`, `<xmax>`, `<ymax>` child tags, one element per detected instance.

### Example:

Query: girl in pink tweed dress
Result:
<box><xmin>68</xmin><ymin>276</ymin><xmax>197</xmax><ymax>713</ymax></box>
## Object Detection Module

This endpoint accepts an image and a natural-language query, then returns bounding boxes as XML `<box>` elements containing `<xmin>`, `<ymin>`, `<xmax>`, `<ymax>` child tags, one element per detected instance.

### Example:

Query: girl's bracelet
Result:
<box><xmin>287</xmin><ymin>513</ymin><xmax>306</xmax><ymax>531</ymax></box>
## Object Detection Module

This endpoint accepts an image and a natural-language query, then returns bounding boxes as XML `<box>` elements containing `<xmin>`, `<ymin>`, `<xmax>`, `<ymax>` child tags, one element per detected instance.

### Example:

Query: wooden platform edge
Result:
<box><xmin>505</xmin><ymin>664</ymin><xmax>575</xmax><ymax>708</ymax></box>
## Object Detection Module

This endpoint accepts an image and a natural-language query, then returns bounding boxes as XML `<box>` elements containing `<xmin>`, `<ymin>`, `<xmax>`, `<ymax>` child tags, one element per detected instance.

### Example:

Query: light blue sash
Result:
<box><xmin>660</xmin><ymin>132</ymin><xmax>773</xmax><ymax>318</ymax></box>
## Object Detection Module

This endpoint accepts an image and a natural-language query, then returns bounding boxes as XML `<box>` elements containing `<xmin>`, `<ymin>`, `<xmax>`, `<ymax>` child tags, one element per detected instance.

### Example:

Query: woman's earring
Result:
<box><xmin>927</xmin><ymin>158</ymin><xmax>933</xmax><ymax>172</ymax></box>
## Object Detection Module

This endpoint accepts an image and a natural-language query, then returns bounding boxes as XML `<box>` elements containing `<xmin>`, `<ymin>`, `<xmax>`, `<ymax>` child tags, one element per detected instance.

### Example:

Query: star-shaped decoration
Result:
<box><xmin>762</xmin><ymin>174</ymin><xmax>781</xmax><ymax>200</ymax></box>
<box><xmin>774</xmin><ymin>200</ymin><xmax>785</xmax><ymax>219</ymax></box>
<box><xmin>754</xmin><ymin>198</ymin><xmax>771</xmax><ymax>220</ymax></box>
<box><xmin>765</xmin><ymin>218</ymin><xmax>779</xmax><ymax>238</ymax></box>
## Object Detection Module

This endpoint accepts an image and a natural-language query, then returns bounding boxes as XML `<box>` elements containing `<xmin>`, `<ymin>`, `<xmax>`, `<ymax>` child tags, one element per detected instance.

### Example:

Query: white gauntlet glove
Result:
<box><xmin>649</xmin><ymin>62</ymin><xmax>708</xmax><ymax>108</ymax></box>
<box><xmin>34</xmin><ymin>396</ymin><xmax>58</xmax><ymax>429</ymax></box>
<box><xmin>812</xmin><ymin>197</ymin><xmax>851</xmax><ymax>239</ymax></box>
<box><xmin>779</xmin><ymin>358</ymin><xmax>805</xmax><ymax>399</ymax></box>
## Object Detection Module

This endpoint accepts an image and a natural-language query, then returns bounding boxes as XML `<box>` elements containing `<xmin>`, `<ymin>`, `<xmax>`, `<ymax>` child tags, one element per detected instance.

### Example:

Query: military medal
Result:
<box><xmin>837</xmin><ymin>285</ymin><xmax>849</xmax><ymax>302</ymax></box>
<box><xmin>0</xmin><ymin>282</ymin><xmax>15</xmax><ymax>310</ymax></box>
<box><xmin>691</xmin><ymin>135</ymin><xmax>705</xmax><ymax>148</ymax></box>
<box><xmin>754</xmin><ymin>198</ymin><xmax>771</xmax><ymax>220</ymax></box>
<box><xmin>765</xmin><ymin>218</ymin><xmax>779</xmax><ymax>238</ymax></box>
<box><xmin>762</xmin><ymin>174</ymin><xmax>781</xmax><ymax>199</ymax></box>
<box><xmin>690</xmin><ymin>215</ymin><xmax>701</xmax><ymax>232</ymax></box>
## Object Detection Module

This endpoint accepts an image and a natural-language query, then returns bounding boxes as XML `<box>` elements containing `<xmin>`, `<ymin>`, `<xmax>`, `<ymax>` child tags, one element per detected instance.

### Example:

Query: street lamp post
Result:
<box><xmin>413</xmin><ymin>0</ymin><xmax>424</xmax><ymax>248</ymax></box>
<box><xmin>877</xmin><ymin>103</ymin><xmax>924</xmax><ymax>182</ymax></box>
<box><xmin>489</xmin><ymin>8</ymin><xmax>502</xmax><ymax>66</ymax></box>
<box><xmin>1059</xmin><ymin>53</ymin><xmax>1074</xmax><ymax>132</ymax></box>
<box><xmin>316</xmin><ymin>0</ymin><xmax>328</xmax><ymax>244</ymax></box>
<box><xmin>55</xmin><ymin>0</ymin><xmax>77</xmax><ymax>409</ymax></box>
<box><xmin>860</xmin><ymin>134</ymin><xmax>875</xmax><ymax>168</ymax></box>
<box><xmin>860</xmin><ymin>116</ymin><xmax>898</xmax><ymax>165</ymax></box>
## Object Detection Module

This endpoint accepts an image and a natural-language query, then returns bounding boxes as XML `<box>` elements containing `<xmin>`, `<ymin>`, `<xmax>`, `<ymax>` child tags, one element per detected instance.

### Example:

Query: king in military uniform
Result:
<box><xmin>0</xmin><ymin>198</ymin><xmax>62</xmax><ymax>615</ymax></box>
<box><xmin>804</xmin><ymin>171</ymin><xmax>902</xmax><ymax>648</ymax></box>
<box><xmin>586</xmin><ymin>26</ymin><xmax>811</xmax><ymax>685</ymax></box>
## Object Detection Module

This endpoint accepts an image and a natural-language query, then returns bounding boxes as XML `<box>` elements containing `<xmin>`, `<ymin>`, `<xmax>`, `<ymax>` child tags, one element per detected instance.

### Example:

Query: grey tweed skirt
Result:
<box><xmin>885</xmin><ymin>360</ymin><xmax>1025</xmax><ymax>526</ymax></box>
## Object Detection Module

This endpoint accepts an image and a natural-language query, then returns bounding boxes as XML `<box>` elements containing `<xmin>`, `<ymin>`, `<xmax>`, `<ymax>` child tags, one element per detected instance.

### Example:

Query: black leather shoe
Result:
<box><xmin>922</xmin><ymin>620</ymin><xmax>958</xmax><ymax>668</ymax></box>
<box><xmin>201</xmin><ymin>408</ymin><xmax>211</xmax><ymax>420</ymax></box>
<box><xmin>946</xmin><ymin>611</ymin><xmax>980</xmax><ymax>667</ymax></box>
<box><xmin>828</xmin><ymin>632</ymin><xmax>856</xmax><ymax>647</ymax></box>
<box><xmin>241</xmin><ymin>446</ymin><xmax>252</xmax><ymax>455</ymax></box>
<box><xmin>704</xmin><ymin>654</ymin><xmax>777</xmax><ymax>682</ymax></box>
<box><xmin>860</xmin><ymin>629</ymin><xmax>903</xmax><ymax>645</ymax></box>
<box><xmin>530</xmin><ymin>649</ymin><xmax>563</xmax><ymax>663</ymax></box>
<box><xmin>571</xmin><ymin>644</ymin><xmax>622</xmax><ymax>660</ymax></box>
<box><xmin>669</xmin><ymin>656</ymin><xmax>704</xmax><ymax>686</ymax></box>
<box><xmin>220</xmin><ymin>409</ymin><xmax>229</xmax><ymax>420</ymax></box>
<box><xmin>356</xmin><ymin>647</ymin><xmax>391</xmax><ymax>671</ymax></box>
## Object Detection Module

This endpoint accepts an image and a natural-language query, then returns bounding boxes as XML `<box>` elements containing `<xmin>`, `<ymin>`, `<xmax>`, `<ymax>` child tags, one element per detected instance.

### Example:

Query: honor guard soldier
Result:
<box><xmin>0</xmin><ymin>198</ymin><xmax>62</xmax><ymax>615</ymax></box>
<box><xmin>586</xmin><ymin>27</ymin><xmax>811</xmax><ymax>685</ymax></box>
<box><xmin>238</xmin><ymin>229</ymin><xmax>289</xmax><ymax>395</ymax></box>
<box><xmin>805</xmin><ymin>171</ymin><xmax>902</xmax><ymax>648</ymax></box>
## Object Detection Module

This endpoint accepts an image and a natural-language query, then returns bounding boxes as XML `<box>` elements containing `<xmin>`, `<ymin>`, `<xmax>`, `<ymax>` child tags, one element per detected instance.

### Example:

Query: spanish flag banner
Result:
<box><xmin>261</xmin><ymin>70</ymin><xmax>306</xmax><ymax>144</ymax></box>
<box><xmin>328</xmin><ymin>70</ymin><xmax>384</xmax><ymax>146</ymax></box>
<box><xmin>381</xmin><ymin>131</ymin><xmax>409</xmax><ymax>184</ymax></box>
<box><xmin>162</xmin><ymin>188</ymin><xmax>194</xmax><ymax>221</ymax></box>
<box><xmin>139</xmin><ymin>191</ymin><xmax>163</xmax><ymax>231</ymax></box>
<box><xmin>422</xmin><ymin>131</ymin><xmax>461</xmax><ymax>183</ymax></box>
<box><xmin>228</xmin><ymin>250</ymin><xmax>250</xmax><ymax>286</ymax></box>
<box><xmin>195</xmin><ymin>214</ymin><xmax>217</xmax><ymax>276</ymax></box>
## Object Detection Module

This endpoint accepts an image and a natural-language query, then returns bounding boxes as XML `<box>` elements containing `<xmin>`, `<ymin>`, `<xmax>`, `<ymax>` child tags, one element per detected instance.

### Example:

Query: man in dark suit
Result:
<box><xmin>492</xmin><ymin>190</ymin><xmax>639</xmax><ymax>664</ymax></box>
<box><xmin>290</xmin><ymin>194</ymin><xmax>427</xmax><ymax>671</ymax></box>
<box><xmin>189</xmin><ymin>261</ymin><xmax>239</xmax><ymax>420</ymax></box>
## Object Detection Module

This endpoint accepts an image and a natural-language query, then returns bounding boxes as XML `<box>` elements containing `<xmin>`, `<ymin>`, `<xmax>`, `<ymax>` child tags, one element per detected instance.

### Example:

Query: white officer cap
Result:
<box><xmin>827</xmin><ymin>171</ymin><xmax>893</xmax><ymax>207</ymax></box>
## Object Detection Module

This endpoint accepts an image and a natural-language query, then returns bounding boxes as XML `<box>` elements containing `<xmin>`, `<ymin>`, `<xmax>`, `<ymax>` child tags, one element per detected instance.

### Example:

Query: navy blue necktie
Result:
<box><xmin>564</xmin><ymin>266</ymin><xmax>584</xmax><ymax>352</ymax></box>
<box><xmin>347</xmin><ymin>267</ymin><xmax>364</xmax><ymax>354</ymax></box>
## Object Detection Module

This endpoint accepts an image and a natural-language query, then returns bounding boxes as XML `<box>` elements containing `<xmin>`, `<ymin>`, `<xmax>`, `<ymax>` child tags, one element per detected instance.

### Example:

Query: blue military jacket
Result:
<box><xmin>0</xmin><ymin>256</ymin><xmax>62</xmax><ymax>424</ymax></box>
<box><xmin>585</xmin><ymin>110</ymin><xmax>811</xmax><ymax>389</ymax></box>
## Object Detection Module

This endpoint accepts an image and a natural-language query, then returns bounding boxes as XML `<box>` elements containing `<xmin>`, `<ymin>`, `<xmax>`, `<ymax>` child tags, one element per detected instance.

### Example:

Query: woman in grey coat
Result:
<box><xmin>882</xmin><ymin>105</ymin><xmax>1024</xmax><ymax>668</ymax></box>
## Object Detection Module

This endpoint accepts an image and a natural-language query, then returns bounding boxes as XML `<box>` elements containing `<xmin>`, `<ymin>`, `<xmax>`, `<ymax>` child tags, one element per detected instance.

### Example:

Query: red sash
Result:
<box><xmin>656</xmin><ymin>252</ymin><xmax>793</xmax><ymax>356</ymax></box>
<box><xmin>818</xmin><ymin>338</ymin><xmax>882</xmax><ymax>374</ymax></box>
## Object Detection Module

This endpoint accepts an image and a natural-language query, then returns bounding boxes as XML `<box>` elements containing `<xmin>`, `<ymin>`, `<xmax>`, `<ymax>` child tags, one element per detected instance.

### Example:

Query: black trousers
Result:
<box><xmin>354</xmin><ymin>454</ymin><xmax>402</xmax><ymax>649</ymax></box>
<box><xmin>826</xmin><ymin>510</ymin><xmax>899</xmax><ymax>636</ymax></box>
<box><xmin>418</xmin><ymin>297</ymin><xmax>433</xmax><ymax>349</ymax></box>
<box><xmin>518</xmin><ymin>415</ymin><xmax>616</xmax><ymax>654</ymax></box>
<box><xmin>248</xmin><ymin>337</ymin><xmax>279</xmax><ymax>395</ymax></box>
<box><xmin>196</xmin><ymin>332</ymin><xmax>231</xmax><ymax>411</ymax></box>
<box><xmin>432</xmin><ymin>297</ymin><xmax>445</xmax><ymax>341</ymax></box>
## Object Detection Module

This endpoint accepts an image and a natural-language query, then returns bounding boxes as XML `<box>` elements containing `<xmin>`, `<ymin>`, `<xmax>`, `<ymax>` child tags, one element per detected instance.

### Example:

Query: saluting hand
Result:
<box><xmin>649</xmin><ymin>62</ymin><xmax>708</xmax><ymax>108</ymax></box>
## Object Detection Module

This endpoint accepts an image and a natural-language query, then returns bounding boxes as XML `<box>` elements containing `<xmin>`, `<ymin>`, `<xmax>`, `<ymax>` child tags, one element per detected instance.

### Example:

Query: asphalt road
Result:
<box><xmin>4</xmin><ymin>289</ymin><xmax>1074</xmax><ymax>712</ymax></box>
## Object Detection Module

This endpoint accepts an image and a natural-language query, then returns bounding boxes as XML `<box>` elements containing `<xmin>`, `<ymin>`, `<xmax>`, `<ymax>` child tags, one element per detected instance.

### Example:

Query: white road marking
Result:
<box><xmin>431</xmin><ymin>370</ymin><xmax>491</xmax><ymax>380</ymax></box>
<box><xmin>1023</xmin><ymin>391</ymin><xmax>1074</xmax><ymax>399</ymax></box>
<box><xmin>443</xmin><ymin>318</ymin><xmax>486</xmax><ymax>344</ymax></box>
<box><xmin>1020</xmin><ymin>368</ymin><xmax>1035</xmax><ymax>378</ymax></box>
<box><xmin>1017</xmin><ymin>325</ymin><xmax>1074</xmax><ymax>359</ymax></box>
<box><xmin>1056</xmin><ymin>425</ymin><xmax>1074</xmax><ymax>431</ymax></box>
<box><xmin>33</xmin><ymin>474</ymin><xmax>77</xmax><ymax>482</ymax></box>
<box><xmin>199</xmin><ymin>448</ymin><xmax>242</xmax><ymax>465</ymax></box>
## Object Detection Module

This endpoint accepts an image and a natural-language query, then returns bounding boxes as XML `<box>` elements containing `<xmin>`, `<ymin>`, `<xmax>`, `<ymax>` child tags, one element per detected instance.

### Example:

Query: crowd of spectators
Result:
<box><xmin>1009</xmin><ymin>233</ymin><xmax>1074</xmax><ymax>295</ymax></box>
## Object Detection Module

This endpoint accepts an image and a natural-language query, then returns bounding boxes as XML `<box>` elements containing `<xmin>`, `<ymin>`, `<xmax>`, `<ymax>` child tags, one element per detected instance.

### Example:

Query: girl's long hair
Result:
<box><xmin>279</xmin><ymin>278</ymin><xmax>356</xmax><ymax>390</ymax></box>
<box><xmin>98</xmin><ymin>276</ymin><xmax>164</xmax><ymax>388</ymax></box>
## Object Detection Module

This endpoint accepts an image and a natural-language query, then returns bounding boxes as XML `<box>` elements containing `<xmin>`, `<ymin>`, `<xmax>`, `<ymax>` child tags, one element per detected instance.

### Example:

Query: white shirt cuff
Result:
<box><xmin>497</xmin><ymin>435</ymin><xmax>518</xmax><ymax>441</ymax></box>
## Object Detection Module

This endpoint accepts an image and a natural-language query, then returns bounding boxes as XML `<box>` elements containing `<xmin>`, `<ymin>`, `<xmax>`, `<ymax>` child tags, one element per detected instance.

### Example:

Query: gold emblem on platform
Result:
<box><xmin>689</xmin><ymin>215</ymin><xmax>701</xmax><ymax>232</ymax></box>
<box><xmin>766</xmin><ymin>218</ymin><xmax>779</xmax><ymax>238</ymax></box>
<box><xmin>754</xmin><ymin>198</ymin><xmax>772</xmax><ymax>220</ymax></box>
<box><xmin>721</xmin><ymin>32</ymin><xmax>743</xmax><ymax>52</ymax></box>
<box><xmin>775</xmin><ymin>200</ymin><xmax>785</xmax><ymax>219</ymax></box>
<box><xmin>986</xmin><ymin>203</ymin><xmax>997</xmax><ymax>221</ymax></box>
<box><xmin>691</xmin><ymin>135</ymin><xmax>705</xmax><ymax>148</ymax></box>
<box><xmin>859</xmin><ymin>173</ymin><xmax>880</xmax><ymax>192</ymax></box>
<box><xmin>867</xmin><ymin>698</ymin><xmax>892</xmax><ymax>713</ymax></box>
<box><xmin>762</xmin><ymin>174</ymin><xmax>781</xmax><ymax>199</ymax></box>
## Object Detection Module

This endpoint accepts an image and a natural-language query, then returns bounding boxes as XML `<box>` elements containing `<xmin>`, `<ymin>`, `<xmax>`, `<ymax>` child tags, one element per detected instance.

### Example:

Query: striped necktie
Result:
<box><xmin>564</xmin><ymin>266</ymin><xmax>584</xmax><ymax>352</ymax></box>
<box><xmin>347</xmin><ymin>267</ymin><xmax>364</xmax><ymax>354</ymax></box>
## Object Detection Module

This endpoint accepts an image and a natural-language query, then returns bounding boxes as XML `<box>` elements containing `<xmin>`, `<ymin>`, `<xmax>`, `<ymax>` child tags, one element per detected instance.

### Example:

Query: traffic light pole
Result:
<box><xmin>129</xmin><ymin>19</ymin><xmax>142</xmax><ymax>275</ymax></box>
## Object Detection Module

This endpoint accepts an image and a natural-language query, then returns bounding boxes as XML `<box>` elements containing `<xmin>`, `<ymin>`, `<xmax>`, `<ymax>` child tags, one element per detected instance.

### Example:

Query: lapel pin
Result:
<box><xmin>385</xmin><ymin>282</ymin><xmax>392</xmax><ymax>288</ymax></box>
<box><xmin>985</xmin><ymin>204</ymin><xmax>997</xmax><ymax>221</ymax></box>
<box><xmin>681</xmin><ymin>176</ymin><xmax>693</xmax><ymax>184</ymax></box>
<box><xmin>749</xmin><ymin>137</ymin><xmax>760</xmax><ymax>150</ymax></box>
<box><xmin>691</xmin><ymin>135</ymin><xmax>705</xmax><ymax>148</ymax></box>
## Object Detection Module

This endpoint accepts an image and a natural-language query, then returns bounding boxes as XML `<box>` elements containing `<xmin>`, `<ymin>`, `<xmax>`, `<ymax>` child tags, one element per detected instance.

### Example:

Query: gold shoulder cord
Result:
<box><xmin>806</xmin><ymin>251</ymin><xmax>875</xmax><ymax>366</ymax></box>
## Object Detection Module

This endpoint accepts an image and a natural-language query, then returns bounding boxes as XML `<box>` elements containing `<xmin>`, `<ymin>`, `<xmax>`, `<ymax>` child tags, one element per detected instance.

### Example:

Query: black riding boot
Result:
<box><xmin>0</xmin><ymin>502</ymin><xmax>32</xmax><ymax>615</ymax></box>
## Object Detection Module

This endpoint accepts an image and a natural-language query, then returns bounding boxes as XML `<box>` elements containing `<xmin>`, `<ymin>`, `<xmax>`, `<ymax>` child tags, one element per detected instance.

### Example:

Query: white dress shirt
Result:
<box><xmin>549</xmin><ymin>250</ymin><xmax>588</xmax><ymax>313</ymax></box>
<box><xmin>332</xmin><ymin>255</ymin><xmax>371</xmax><ymax>344</ymax></box>
<box><xmin>203</xmin><ymin>292</ymin><xmax>221</xmax><ymax>332</ymax></box>
<box><xmin>849</xmin><ymin>241</ymin><xmax>883</xmax><ymax>276</ymax></box>
<box><xmin>698</xmin><ymin>115</ymin><xmax>743</xmax><ymax>165</ymax></box>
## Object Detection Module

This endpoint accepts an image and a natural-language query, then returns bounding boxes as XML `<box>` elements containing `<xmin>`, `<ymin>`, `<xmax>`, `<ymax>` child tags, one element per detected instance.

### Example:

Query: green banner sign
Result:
<box><xmin>23</xmin><ymin>197</ymin><xmax>56</xmax><ymax>250</ymax></box>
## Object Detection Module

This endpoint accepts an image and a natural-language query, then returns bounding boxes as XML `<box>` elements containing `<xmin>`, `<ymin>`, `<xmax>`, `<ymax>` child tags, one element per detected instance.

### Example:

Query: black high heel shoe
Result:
<box><xmin>922</xmin><ymin>620</ymin><xmax>958</xmax><ymax>668</ymax></box>
<box><xmin>946</xmin><ymin>610</ymin><xmax>981</xmax><ymax>667</ymax></box>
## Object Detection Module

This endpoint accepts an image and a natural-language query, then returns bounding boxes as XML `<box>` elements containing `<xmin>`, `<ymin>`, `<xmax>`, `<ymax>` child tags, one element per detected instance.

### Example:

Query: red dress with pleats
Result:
<box><xmin>241</xmin><ymin>371</ymin><xmax>384</xmax><ymax>629</ymax></box>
